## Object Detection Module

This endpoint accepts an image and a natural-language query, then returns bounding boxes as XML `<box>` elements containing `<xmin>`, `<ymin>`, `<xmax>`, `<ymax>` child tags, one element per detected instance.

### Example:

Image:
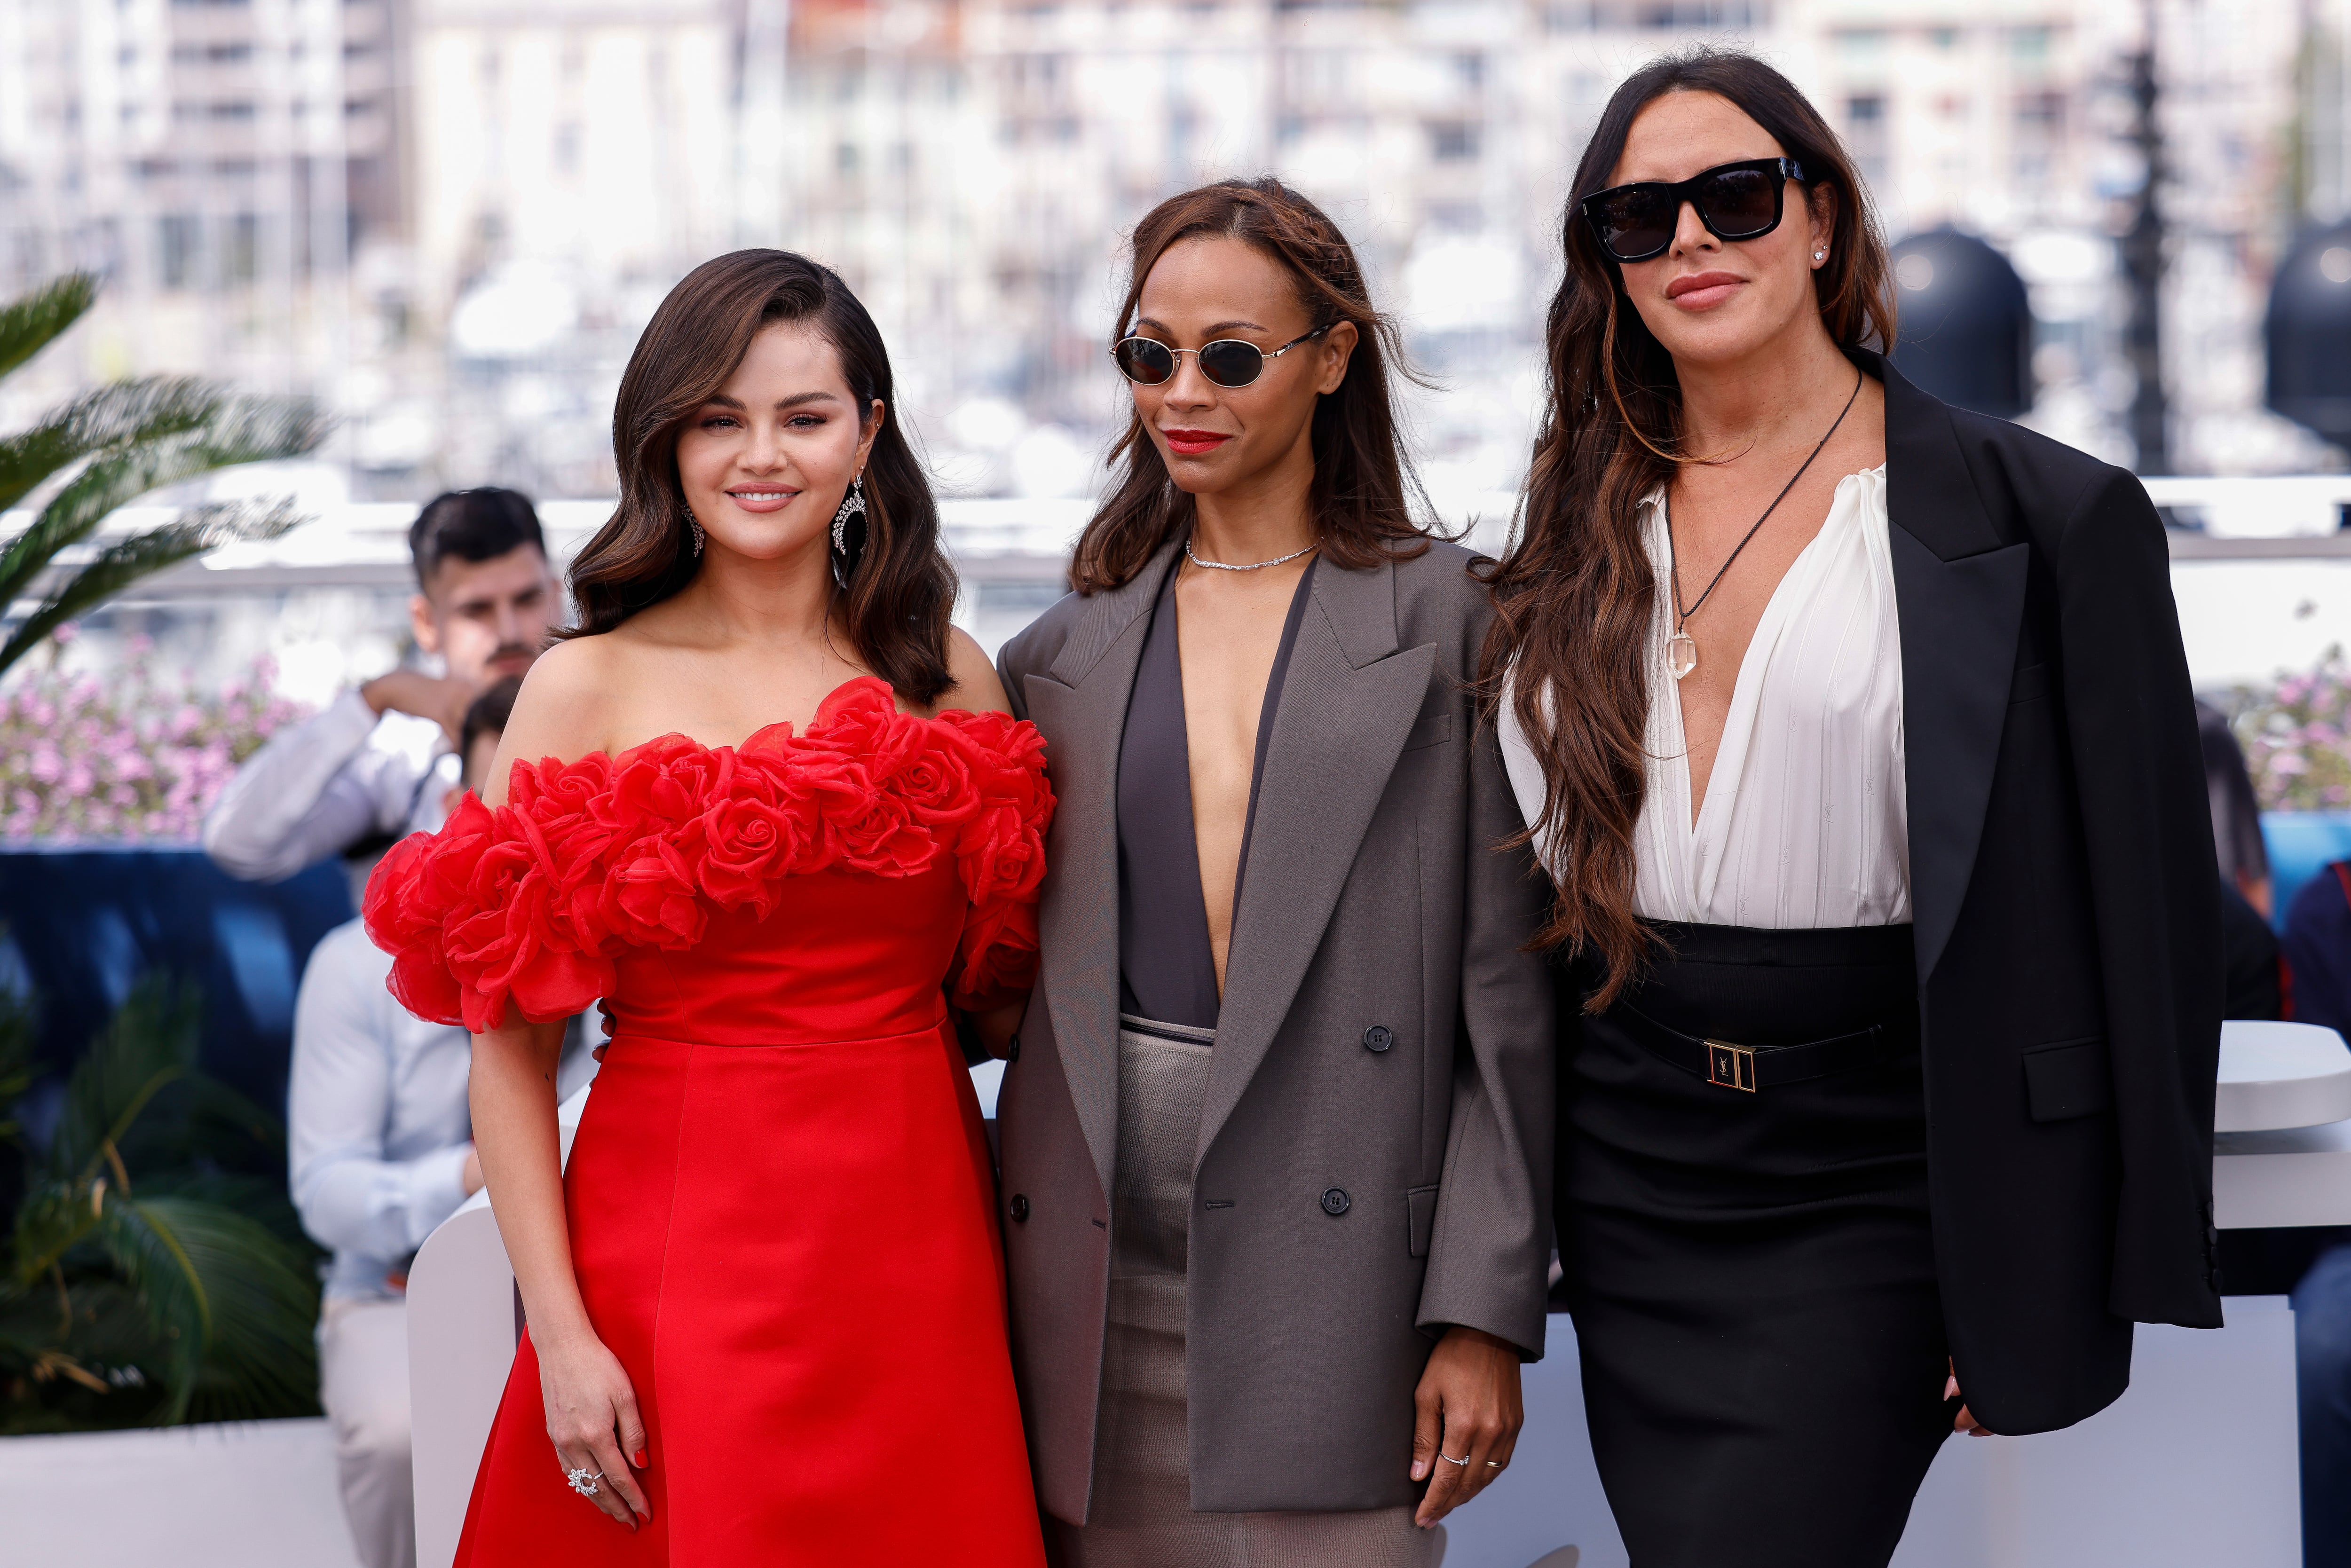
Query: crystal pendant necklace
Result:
<box><xmin>1665</xmin><ymin>369</ymin><xmax>1864</xmax><ymax>681</ymax></box>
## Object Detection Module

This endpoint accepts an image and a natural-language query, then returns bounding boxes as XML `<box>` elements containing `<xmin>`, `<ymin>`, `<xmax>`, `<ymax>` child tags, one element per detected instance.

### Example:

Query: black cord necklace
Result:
<box><xmin>1665</xmin><ymin>368</ymin><xmax>1865</xmax><ymax>682</ymax></box>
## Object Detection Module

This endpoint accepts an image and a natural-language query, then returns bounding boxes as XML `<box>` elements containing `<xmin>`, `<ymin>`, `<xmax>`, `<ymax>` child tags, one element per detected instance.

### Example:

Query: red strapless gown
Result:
<box><xmin>363</xmin><ymin>678</ymin><xmax>1052</xmax><ymax>1565</ymax></box>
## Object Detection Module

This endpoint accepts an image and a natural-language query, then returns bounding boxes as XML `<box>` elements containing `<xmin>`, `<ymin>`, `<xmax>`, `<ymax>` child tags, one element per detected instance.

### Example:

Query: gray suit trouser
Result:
<box><xmin>1046</xmin><ymin>1021</ymin><xmax>1444</xmax><ymax>1568</ymax></box>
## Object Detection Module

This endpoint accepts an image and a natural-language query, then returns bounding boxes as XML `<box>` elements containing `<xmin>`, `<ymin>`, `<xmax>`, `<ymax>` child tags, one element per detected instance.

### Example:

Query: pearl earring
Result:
<box><xmin>1814</xmin><ymin>250</ymin><xmax>1826</xmax><ymax>262</ymax></box>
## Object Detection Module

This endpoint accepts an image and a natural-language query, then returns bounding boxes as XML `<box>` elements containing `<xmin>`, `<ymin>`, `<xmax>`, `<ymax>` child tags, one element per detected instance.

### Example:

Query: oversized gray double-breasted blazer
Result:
<box><xmin>993</xmin><ymin>537</ymin><xmax>1554</xmax><ymax>1521</ymax></box>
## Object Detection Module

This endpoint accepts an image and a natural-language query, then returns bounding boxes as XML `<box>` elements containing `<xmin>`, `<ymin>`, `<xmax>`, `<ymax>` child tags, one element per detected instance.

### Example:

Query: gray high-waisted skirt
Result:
<box><xmin>1046</xmin><ymin>1017</ymin><xmax>1443</xmax><ymax>1568</ymax></box>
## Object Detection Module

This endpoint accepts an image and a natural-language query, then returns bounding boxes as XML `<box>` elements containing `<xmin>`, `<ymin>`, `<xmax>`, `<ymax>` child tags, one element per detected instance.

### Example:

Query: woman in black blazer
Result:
<box><xmin>1484</xmin><ymin>48</ymin><xmax>2222</xmax><ymax>1568</ymax></box>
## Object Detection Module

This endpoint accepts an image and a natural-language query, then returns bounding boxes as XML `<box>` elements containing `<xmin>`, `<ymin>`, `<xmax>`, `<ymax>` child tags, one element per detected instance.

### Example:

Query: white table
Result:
<box><xmin>410</xmin><ymin>1030</ymin><xmax>2351</xmax><ymax>1568</ymax></box>
<box><xmin>2215</xmin><ymin>1019</ymin><xmax>2351</xmax><ymax>1229</ymax></box>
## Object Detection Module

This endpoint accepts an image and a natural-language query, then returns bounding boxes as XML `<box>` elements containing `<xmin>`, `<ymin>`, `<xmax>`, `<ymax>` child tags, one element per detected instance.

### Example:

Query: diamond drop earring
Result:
<box><xmin>684</xmin><ymin>504</ymin><xmax>704</xmax><ymax>557</ymax></box>
<box><xmin>829</xmin><ymin>475</ymin><xmax>867</xmax><ymax>588</ymax></box>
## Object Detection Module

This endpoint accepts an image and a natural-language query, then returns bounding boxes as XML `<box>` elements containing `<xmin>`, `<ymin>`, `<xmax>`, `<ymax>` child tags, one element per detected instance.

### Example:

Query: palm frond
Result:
<box><xmin>0</xmin><ymin>387</ymin><xmax>323</xmax><ymax>610</ymax></box>
<box><xmin>0</xmin><ymin>498</ymin><xmax>306</xmax><ymax>678</ymax></box>
<box><xmin>0</xmin><ymin>378</ymin><xmax>234</xmax><ymax>517</ymax></box>
<box><xmin>41</xmin><ymin>977</ymin><xmax>197</xmax><ymax>1187</ymax></box>
<box><xmin>0</xmin><ymin>274</ymin><xmax>98</xmax><ymax>382</ymax></box>
<box><xmin>88</xmin><ymin>1193</ymin><xmax>210</xmax><ymax>1421</ymax></box>
<box><xmin>89</xmin><ymin>1194</ymin><xmax>320</xmax><ymax>1424</ymax></box>
<box><xmin>5</xmin><ymin>1181</ymin><xmax>96</xmax><ymax>1291</ymax></box>
<box><xmin>165</xmin><ymin>1200</ymin><xmax>320</xmax><ymax>1423</ymax></box>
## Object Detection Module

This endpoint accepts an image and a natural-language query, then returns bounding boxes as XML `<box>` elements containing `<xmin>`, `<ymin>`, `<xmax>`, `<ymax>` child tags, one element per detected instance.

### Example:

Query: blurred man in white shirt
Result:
<box><xmin>290</xmin><ymin>679</ymin><xmax>594</xmax><ymax>1568</ymax></box>
<box><xmin>205</xmin><ymin>489</ymin><xmax>558</xmax><ymax>883</ymax></box>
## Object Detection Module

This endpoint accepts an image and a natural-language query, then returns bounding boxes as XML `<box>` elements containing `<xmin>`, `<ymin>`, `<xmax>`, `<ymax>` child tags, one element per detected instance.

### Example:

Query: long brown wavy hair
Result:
<box><xmin>1070</xmin><ymin>177</ymin><xmax>1432</xmax><ymax>595</ymax></box>
<box><xmin>1483</xmin><ymin>48</ymin><xmax>1898</xmax><ymax>1009</ymax></box>
<box><xmin>564</xmin><ymin>249</ymin><xmax>957</xmax><ymax>704</ymax></box>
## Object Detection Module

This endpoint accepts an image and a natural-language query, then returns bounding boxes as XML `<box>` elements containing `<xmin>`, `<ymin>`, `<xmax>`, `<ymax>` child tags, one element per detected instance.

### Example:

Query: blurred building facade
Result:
<box><xmin>0</xmin><ymin>0</ymin><xmax>402</xmax><ymax>413</ymax></box>
<box><xmin>4</xmin><ymin>0</ymin><xmax>2351</xmax><ymax>502</ymax></box>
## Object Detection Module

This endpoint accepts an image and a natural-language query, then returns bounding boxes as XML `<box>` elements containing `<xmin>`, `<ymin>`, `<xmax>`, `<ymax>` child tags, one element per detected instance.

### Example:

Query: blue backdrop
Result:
<box><xmin>0</xmin><ymin>848</ymin><xmax>354</xmax><ymax>1114</ymax></box>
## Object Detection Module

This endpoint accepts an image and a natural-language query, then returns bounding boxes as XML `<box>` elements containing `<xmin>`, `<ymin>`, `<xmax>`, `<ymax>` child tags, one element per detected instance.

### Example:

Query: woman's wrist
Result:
<box><xmin>521</xmin><ymin>1302</ymin><xmax>599</xmax><ymax>1353</ymax></box>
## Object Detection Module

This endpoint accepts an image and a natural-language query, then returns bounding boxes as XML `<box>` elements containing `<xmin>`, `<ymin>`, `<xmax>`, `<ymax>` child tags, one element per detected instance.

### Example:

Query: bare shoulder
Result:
<box><xmin>929</xmin><ymin>626</ymin><xmax>1012</xmax><ymax>717</ymax></box>
<box><xmin>482</xmin><ymin>636</ymin><xmax>622</xmax><ymax>804</ymax></box>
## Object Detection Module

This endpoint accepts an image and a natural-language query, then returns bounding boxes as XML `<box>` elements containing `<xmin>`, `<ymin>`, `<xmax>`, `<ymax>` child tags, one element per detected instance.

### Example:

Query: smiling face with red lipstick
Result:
<box><xmin>1606</xmin><ymin>89</ymin><xmax>1837</xmax><ymax>376</ymax></box>
<box><xmin>1124</xmin><ymin>235</ymin><xmax>1359</xmax><ymax>514</ymax></box>
<box><xmin>673</xmin><ymin>320</ymin><xmax>882</xmax><ymax>565</ymax></box>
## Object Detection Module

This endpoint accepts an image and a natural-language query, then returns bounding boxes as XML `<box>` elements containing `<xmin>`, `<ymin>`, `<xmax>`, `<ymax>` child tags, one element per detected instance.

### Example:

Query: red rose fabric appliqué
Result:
<box><xmin>362</xmin><ymin>678</ymin><xmax>1055</xmax><ymax>1030</ymax></box>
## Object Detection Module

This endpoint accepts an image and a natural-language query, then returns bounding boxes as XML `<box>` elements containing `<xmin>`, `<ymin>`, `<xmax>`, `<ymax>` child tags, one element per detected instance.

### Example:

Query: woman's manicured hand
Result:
<box><xmin>537</xmin><ymin>1328</ymin><xmax>652</xmax><ymax>1528</ymax></box>
<box><xmin>1947</xmin><ymin>1358</ymin><xmax>1989</xmax><ymax>1435</ymax></box>
<box><xmin>1410</xmin><ymin>1325</ymin><xmax>1523</xmax><ymax>1526</ymax></box>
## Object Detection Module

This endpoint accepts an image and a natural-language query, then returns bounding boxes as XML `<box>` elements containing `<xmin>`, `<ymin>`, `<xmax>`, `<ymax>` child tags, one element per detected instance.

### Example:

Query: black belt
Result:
<box><xmin>1613</xmin><ymin>1002</ymin><xmax>1911</xmax><ymax>1092</ymax></box>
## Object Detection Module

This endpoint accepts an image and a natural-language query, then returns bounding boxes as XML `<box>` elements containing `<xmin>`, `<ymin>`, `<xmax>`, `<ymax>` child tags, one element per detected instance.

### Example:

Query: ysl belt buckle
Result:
<box><xmin>1704</xmin><ymin>1039</ymin><xmax>1758</xmax><ymax>1092</ymax></box>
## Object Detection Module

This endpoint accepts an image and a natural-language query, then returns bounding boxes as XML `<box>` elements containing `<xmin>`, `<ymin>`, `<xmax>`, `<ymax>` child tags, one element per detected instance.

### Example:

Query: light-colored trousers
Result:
<box><xmin>318</xmin><ymin>1296</ymin><xmax>417</xmax><ymax>1568</ymax></box>
<box><xmin>1046</xmin><ymin>1022</ymin><xmax>1444</xmax><ymax>1568</ymax></box>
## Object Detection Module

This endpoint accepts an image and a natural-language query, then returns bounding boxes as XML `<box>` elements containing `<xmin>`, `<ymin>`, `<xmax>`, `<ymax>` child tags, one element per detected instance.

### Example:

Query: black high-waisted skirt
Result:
<box><xmin>1557</xmin><ymin>922</ymin><xmax>1957</xmax><ymax>1568</ymax></box>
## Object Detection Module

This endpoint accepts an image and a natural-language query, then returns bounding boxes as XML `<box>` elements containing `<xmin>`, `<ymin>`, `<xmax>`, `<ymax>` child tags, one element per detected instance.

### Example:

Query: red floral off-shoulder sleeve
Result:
<box><xmin>360</xmin><ymin>679</ymin><xmax>1056</xmax><ymax>1033</ymax></box>
<box><xmin>931</xmin><ymin>706</ymin><xmax>1055</xmax><ymax>1013</ymax></box>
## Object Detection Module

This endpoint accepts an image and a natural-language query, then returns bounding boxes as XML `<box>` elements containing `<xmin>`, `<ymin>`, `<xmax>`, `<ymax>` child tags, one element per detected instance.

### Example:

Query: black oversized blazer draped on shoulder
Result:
<box><xmin>1855</xmin><ymin>350</ymin><xmax>2223</xmax><ymax>1433</ymax></box>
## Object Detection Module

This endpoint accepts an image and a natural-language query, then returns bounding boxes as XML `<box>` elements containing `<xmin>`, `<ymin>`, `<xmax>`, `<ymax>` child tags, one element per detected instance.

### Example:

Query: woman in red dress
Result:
<box><xmin>364</xmin><ymin>250</ymin><xmax>1052</xmax><ymax>1564</ymax></box>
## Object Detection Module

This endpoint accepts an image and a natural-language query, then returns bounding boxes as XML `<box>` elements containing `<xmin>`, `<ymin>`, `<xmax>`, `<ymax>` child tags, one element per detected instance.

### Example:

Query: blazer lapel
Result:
<box><xmin>1199</xmin><ymin>559</ymin><xmax>1435</xmax><ymax>1160</ymax></box>
<box><xmin>1870</xmin><ymin>351</ymin><xmax>2031</xmax><ymax>983</ymax></box>
<box><xmin>1027</xmin><ymin>541</ymin><xmax>1175</xmax><ymax>1201</ymax></box>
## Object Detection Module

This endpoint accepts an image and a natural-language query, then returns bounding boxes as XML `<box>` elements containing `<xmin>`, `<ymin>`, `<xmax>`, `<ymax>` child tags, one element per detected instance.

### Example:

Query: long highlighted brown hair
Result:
<box><xmin>1482</xmin><ymin>48</ymin><xmax>1897</xmax><ymax>1008</ymax></box>
<box><xmin>1070</xmin><ymin>177</ymin><xmax>1432</xmax><ymax>595</ymax></box>
<box><xmin>564</xmin><ymin>249</ymin><xmax>957</xmax><ymax>704</ymax></box>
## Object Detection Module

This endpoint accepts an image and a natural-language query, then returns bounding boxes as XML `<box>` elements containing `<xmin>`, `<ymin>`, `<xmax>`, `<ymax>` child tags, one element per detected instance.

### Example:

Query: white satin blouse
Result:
<box><xmin>1500</xmin><ymin>465</ymin><xmax>1910</xmax><ymax>930</ymax></box>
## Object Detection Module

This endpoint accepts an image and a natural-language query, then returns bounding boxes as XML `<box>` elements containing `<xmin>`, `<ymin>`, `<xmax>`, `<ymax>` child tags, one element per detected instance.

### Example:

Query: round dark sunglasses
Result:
<box><xmin>1580</xmin><ymin>157</ymin><xmax>1809</xmax><ymax>264</ymax></box>
<box><xmin>1112</xmin><ymin>325</ymin><xmax>1329</xmax><ymax>388</ymax></box>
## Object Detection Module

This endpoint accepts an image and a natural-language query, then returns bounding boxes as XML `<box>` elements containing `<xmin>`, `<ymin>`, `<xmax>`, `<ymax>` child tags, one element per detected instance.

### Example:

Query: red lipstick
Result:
<box><xmin>1162</xmin><ymin>428</ymin><xmax>1232</xmax><ymax>456</ymax></box>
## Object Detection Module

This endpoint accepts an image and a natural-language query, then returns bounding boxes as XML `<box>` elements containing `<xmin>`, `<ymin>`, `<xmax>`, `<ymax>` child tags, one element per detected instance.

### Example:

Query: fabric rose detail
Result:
<box><xmin>443</xmin><ymin>864</ymin><xmax>607</xmax><ymax>1032</ymax></box>
<box><xmin>363</xmin><ymin>827</ymin><xmax>467</xmax><ymax>1026</ymax></box>
<box><xmin>694</xmin><ymin>783</ymin><xmax>813</xmax><ymax>917</ymax></box>
<box><xmin>959</xmin><ymin>800</ymin><xmax>1047</xmax><ymax>905</ymax></box>
<box><xmin>894</xmin><ymin>728</ymin><xmax>982</xmax><ymax>828</ymax></box>
<box><xmin>600</xmin><ymin>833</ymin><xmax>707</xmax><ymax>948</ymax></box>
<box><xmin>833</xmin><ymin>789</ymin><xmax>934</xmax><ymax>877</ymax></box>
<box><xmin>805</xmin><ymin>678</ymin><xmax>927</xmax><ymax>783</ymax></box>
<box><xmin>952</xmin><ymin>898</ymin><xmax>1041</xmax><ymax>1011</ymax></box>
<box><xmin>607</xmin><ymin>737</ymin><xmax>734</xmax><ymax>833</ymax></box>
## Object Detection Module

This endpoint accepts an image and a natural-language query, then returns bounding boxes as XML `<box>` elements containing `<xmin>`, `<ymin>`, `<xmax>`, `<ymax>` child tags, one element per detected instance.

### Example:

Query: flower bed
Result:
<box><xmin>0</xmin><ymin>629</ymin><xmax>306</xmax><ymax>843</ymax></box>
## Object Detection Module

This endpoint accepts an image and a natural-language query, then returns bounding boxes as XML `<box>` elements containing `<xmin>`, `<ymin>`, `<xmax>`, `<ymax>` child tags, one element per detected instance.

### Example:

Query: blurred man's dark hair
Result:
<box><xmin>458</xmin><ymin>676</ymin><xmax>526</xmax><ymax>788</ymax></box>
<box><xmin>408</xmin><ymin>489</ymin><xmax>546</xmax><ymax>591</ymax></box>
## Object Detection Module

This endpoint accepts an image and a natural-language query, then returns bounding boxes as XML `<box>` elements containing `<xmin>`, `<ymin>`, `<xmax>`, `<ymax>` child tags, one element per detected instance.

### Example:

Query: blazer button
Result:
<box><xmin>1007</xmin><ymin>1033</ymin><xmax>1021</xmax><ymax>1063</ymax></box>
<box><xmin>1363</xmin><ymin>1025</ymin><xmax>1394</xmax><ymax>1053</ymax></box>
<box><xmin>1009</xmin><ymin>1194</ymin><xmax>1030</xmax><ymax>1223</ymax></box>
<box><xmin>1321</xmin><ymin>1187</ymin><xmax>1351</xmax><ymax>1216</ymax></box>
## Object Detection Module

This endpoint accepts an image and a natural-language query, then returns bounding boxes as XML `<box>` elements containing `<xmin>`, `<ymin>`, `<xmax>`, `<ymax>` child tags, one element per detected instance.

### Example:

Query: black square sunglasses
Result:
<box><xmin>1580</xmin><ymin>157</ymin><xmax>1809</xmax><ymax>264</ymax></box>
<box><xmin>1112</xmin><ymin>325</ymin><xmax>1329</xmax><ymax>388</ymax></box>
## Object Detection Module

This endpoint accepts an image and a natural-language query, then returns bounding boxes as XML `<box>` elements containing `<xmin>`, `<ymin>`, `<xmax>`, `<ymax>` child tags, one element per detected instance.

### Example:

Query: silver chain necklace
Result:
<box><xmin>1184</xmin><ymin>536</ymin><xmax>1319</xmax><ymax>572</ymax></box>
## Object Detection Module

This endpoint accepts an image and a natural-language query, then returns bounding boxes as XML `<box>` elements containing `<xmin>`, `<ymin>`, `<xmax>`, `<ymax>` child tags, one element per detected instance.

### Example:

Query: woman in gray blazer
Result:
<box><xmin>993</xmin><ymin>177</ymin><xmax>1554</xmax><ymax>1564</ymax></box>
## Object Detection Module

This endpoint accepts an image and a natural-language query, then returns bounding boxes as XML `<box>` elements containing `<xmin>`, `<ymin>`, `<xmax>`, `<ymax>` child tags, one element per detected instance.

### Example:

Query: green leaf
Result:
<box><xmin>0</xmin><ymin>378</ymin><xmax>233</xmax><ymax>517</ymax></box>
<box><xmin>42</xmin><ymin>977</ymin><xmax>199</xmax><ymax>1189</ymax></box>
<box><xmin>0</xmin><ymin>274</ymin><xmax>97</xmax><ymax>381</ymax></box>
<box><xmin>87</xmin><ymin>1193</ymin><xmax>209</xmax><ymax>1422</ymax></box>
<box><xmin>0</xmin><ymin>386</ymin><xmax>323</xmax><ymax>611</ymax></box>
<box><xmin>0</xmin><ymin>497</ymin><xmax>307</xmax><ymax>679</ymax></box>
<box><xmin>94</xmin><ymin>1195</ymin><xmax>319</xmax><ymax>1425</ymax></box>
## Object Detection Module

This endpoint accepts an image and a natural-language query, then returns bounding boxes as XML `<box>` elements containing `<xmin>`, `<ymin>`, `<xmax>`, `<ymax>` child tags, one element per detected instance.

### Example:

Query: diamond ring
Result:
<box><xmin>565</xmin><ymin>1464</ymin><xmax>603</xmax><ymax>1497</ymax></box>
<box><xmin>1439</xmin><ymin>1452</ymin><xmax>1470</xmax><ymax>1466</ymax></box>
